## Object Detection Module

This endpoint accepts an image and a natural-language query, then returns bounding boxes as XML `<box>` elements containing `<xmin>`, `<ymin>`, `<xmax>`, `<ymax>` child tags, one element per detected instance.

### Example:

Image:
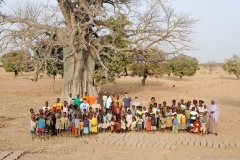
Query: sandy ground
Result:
<box><xmin>0</xmin><ymin>67</ymin><xmax>240</xmax><ymax>160</ymax></box>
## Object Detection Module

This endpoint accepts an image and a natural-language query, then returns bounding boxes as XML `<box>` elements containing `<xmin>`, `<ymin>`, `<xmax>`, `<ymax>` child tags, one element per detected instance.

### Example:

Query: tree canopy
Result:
<box><xmin>165</xmin><ymin>54</ymin><xmax>199</xmax><ymax>79</ymax></box>
<box><xmin>0</xmin><ymin>0</ymin><xmax>197</xmax><ymax>96</ymax></box>
<box><xmin>222</xmin><ymin>55</ymin><xmax>240</xmax><ymax>79</ymax></box>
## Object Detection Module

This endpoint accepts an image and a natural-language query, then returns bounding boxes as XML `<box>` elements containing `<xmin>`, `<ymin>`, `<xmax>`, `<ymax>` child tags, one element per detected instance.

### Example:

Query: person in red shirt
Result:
<box><xmin>114</xmin><ymin>102</ymin><xmax>122</xmax><ymax>121</ymax></box>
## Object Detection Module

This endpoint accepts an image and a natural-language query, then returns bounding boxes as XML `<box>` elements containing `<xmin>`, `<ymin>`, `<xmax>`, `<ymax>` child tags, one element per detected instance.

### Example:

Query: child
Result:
<box><xmin>146</xmin><ymin>114</ymin><xmax>152</xmax><ymax>132</ymax></box>
<box><xmin>151</xmin><ymin>114</ymin><xmax>157</xmax><ymax>132</ymax></box>
<box><xmin>79</xmin><ymin>116</ymin><xmax>84</xmax><ymax>137</ymax></box>
<box><xmin>102</xmin><ymin>112</ymin><xmax>107</xmax><ymax>132</ymax></box>
<box><xmin>130</xmin><ymin>116</ymin><xmax>137</xmax><ymax>132</ymax></box>
<box><xmin>172</xmin><ymin>114</ymin><xmax>178</xmax><ymax>134</ymax></box>
<box><xmin>91</xmin><ymin>113</ymin><xmax>98</xmax><ymax>134</ymax></box>
<box><xmin>82</xmin><ymin>109</ymin><xmax>87</xmax><ymax>118</ymax></box>
<box><xmin>126</xmin><ymin>109</ymin><xmax>133</xmax><ymax>131</ymax></box>
<box><xmin>115</xmin><ymin>119</ymin><xmax>121</xmax><ymax>133</ymax></box>
<box><xmin>97</xmin><ymin>110</ymin><xmax>103</xmax><ymax>133</ymax></box>
<box><xmin>176</xmin><ymin>110</ymin><xmax>182</xmax><ymax>132</ymax></box>
<box><xmin>37</xmin><ymin>113</ymin><xmax>46</xmax><ymax>141</ymax></box>
<box><xmin>137</xmin><ymin>115</ymin><xmax>143</xmax><ymax>132</ymax></box>
<box><xmin>142</xmin><ymin>106</ymin><xmax>147</xmax><ymax>114</ymax></box>
<box><xmin>181</xmin><ymin>111</ymin><xmax>187</xmax><ymax>132</ymax></box>
<box><xmin>74</xmin><ymin>115</ymin><xmax>80</xmax><ymax>138</ymax></box>
<box><xmin>191</xmin><ymin>117</ymin><xmax>201</xmax><ymax>134</ymax></box>
<box><xmin>71</xmin><ymin>115</ymin><xmax>75</xmax><ymax>135</ymax></box>
<box><xmin>88</xmin><ymin>116</ymin><xmax>92</xmax><ymax>135</ymax></box>
<box><xmin>120</xmin><ymin>116</ymin><xmax>126</xmax><ymax>133</ymax></box>
<box><xmin>83</xmin><ymin>116</ymin><xmax>89</xmax><ymax>137</ymax></box>
<box><xmin>30</xmin><ymin>108</ymin><xmax>37</xmax><ymax>140</ymax></box>
<box><xmin>110</xmin><ymin>118</ymin><xmax>115</xmax><ymax>133</ymax></box>
<box><xmin>200</xmin><ymin>115</ymin><xmax>206</xmax><ymax>136</ymax></box>
<box><xmin>60</xmin><ymin>112</ymin><xmax>68</xmax><ymax>137</ymax></box>
<box><xmin>165</xmin><ymin>107</ymin><xmax>172</xmax><ymax>131</ymax></box>
<box><xmin>55</xmin><ymin>110</ymin><xmax>61</xmax><ymax>137</ymax></box>
<box><xmin>107</xmin><ymin>109</ymin><xmax>113</xmax><ymax>131</ymax></box>
<box><xmin>143</xmin><ymin>112</ymin><xmax>148</xmax><ymax>131</ymax></box>
<box><xmin>45</xmin><ymin>111</ymin><xmax>53</xmax><ymax>139</ymax></box>
<box><xmin>66</xmin><ymin>115</ymin><xmax>72</xmax><ymax>136</ymax></box>
<box><xmin>159</xmin><ymin>111</ymin><xmax>166</xmax><ymax>132</ymax></box>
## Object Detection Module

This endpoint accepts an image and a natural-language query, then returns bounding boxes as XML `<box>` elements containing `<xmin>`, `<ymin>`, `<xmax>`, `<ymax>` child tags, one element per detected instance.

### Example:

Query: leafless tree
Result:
<box><xmin>0</xmin><ymin>0</ymin><xmax>197</xmax><ymax>97</ymax></box>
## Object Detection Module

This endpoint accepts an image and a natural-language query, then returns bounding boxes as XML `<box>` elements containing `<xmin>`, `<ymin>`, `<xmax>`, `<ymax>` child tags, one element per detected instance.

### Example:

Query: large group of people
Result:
<box><xmin>30</xmin><ymin>92</ymin><xmax>220</xmax><ymax>141</ymax></box>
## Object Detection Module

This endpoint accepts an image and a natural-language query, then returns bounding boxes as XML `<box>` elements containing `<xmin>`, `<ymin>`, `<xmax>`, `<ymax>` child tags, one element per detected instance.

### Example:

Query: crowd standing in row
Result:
<box><xmin>30</xmin><ymin>92</ymin><xmax>220</xmax><ymax>141</ymax></box>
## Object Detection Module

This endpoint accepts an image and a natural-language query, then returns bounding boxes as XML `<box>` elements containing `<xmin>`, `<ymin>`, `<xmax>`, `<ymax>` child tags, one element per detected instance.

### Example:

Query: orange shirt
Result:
<box><xmin>82</xmin><ymin>96</ymin><xmax>90</xmax><ymax>103</ymax></box>
<box><xmin>89</xmin><ymin>96</ymin><xmax>97</xmax><ymax>106</ymax></box>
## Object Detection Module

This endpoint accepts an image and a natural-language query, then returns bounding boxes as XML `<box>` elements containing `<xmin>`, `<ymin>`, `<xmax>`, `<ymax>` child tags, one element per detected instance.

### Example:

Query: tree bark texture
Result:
<box><xmin>62</xmin><ymin>47</ymin><xmax>98</xmax><ymax>97</ymax></box>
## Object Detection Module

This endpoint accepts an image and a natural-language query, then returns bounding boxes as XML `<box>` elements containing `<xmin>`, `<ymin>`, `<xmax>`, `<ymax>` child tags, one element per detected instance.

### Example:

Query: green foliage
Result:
<box><xmin>165</xmin><ymin>54</ymin><xmax>199</xmax><ymax>78</ymax></box>
<box><xmin>93</xmin><ymin>15</ymin><xmax>132</xmax><ymax>85</ymax></box>
<box><xmin>222</xmin><ymin>55</ymin><xmax>240</xmax><ymax>79</ymax></box>
<box><xmin>0</xmin><ymin>50</ymin><xmax>34</xmax><ymax>72</ymax></box>
<box><xmin>129</xmin><ymin>50</ymin><xmax>166</xmax><ymax>85</ymax></box>
<box><xmin>45</xmin><ymin>48</ymin><xmax>64</xmax><ymax>78</ymax></box>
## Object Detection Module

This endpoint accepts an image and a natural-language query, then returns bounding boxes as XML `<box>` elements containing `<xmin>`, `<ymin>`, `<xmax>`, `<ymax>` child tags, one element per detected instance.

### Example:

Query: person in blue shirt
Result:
<box><xmin>38</xmin><ymin>113</ymin><xmax>46</xmax><ymax>141</ymax></box>
<box><xmin>80</xmin><ymin>99</ymin><xmax>90</xmax><ymax>113</ymax></box>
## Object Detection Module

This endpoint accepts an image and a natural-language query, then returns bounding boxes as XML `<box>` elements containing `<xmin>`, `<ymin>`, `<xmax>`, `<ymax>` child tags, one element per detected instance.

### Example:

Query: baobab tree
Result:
<box><xmin>0</xmin><ymin>0</ymin><xmax>197</xmax><ymax>96</ymax></box>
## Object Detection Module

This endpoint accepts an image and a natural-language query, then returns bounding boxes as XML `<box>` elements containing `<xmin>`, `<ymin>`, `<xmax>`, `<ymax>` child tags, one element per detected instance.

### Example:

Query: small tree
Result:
<box><xmin>129</xmin><ymin>49</ymin><xmax>166</xmax><ymax>85</ymax></box>
<box><xmin>166</xmin><ymin>54</ymin><xmax>198</xmax><ymax>79</ymax></box>
<box><xmin>222</xmin><ymin>55</ymin><xmax>240</xmax><ymax>79</ymax></box>
<box><xmin>0</xmin><ymin>50</ymin><xmax>34</xmax><ymax>72</ymax></box>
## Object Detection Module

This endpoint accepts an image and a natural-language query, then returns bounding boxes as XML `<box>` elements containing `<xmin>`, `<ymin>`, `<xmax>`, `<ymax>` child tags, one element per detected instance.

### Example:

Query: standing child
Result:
<box><xmin>66</xmin><ymin>115</ymin><xmax>72</xmax><ymax>136</ymax></box>
<box><xmin>110</xmin><ymin>118</ymin><xmax>115</xmax><ymax>133</ymax></box>
<box><xmin>89</xmin><ymin>116</ymin><xmax>92</xmax><ymax>135</ymax></box>
<box><xmin>176</xmin><ymin>110</ymin><xmax>182</xmax><ymax>132</ymax></box>
<box><xmin>159</xmin><ymin>111</ymin><xmax>166</xmax><ymax>132</ymax></box>
<box><xmin>151</xmin><ymin>114</ymin><xmax>157</xmax><ymax>132</ymax></box>
<box><xmin>143</xmin><ymin>112</ymin><xmax>148</xmax><ymax>131</ymax></box>
<box><xmin>97</xmin><ymin>110</ymin><xmax>103</xmax><ymax>133</ymax></box>
<box><xmin>130</xmin><ymin>117</ymin><xmax>137</xmax><ymax>132</ymax></box>
<box><xmin>200</xmin><ymin>115</ymin><xmax>206</xmax><ymax>136</ymax></box>
<box><xmin>55</xmin><ymin>110</ymin><xmax>61</xmax><ymax>137</ymax></box>
<box><xmin>102</xmin><ymin>112</ymin><xmax>107</xmax><ymax>132</ymax></box>
<box><xmin>83</xmin><ymin>116</ymin><xmax>89</xmax><ymax>137</ymax></box>
<box><xmin>120</xmin><ymin>116</ymin><xmax>126</xmax><ymax>133</ymax></box>
<box><xmin>74</xmin><ymin>115</ymin><xmax>80</xmax><ymax>138</ymax></box>
<box><xmin>91</xmin><ymin>113</ymin><xmax>98</xmax><ymax>134</ymax></box>
<box><xmin>107</xmin><ymin>109</ymin><xmax>113</xmax><ymax>131</ymax></box>
<box><xmin>172</xmin><ymin>114</ymin><xmax>178</xmax><ymax>134</ymax></box>
<box><xmin>181</xmin><ymin>111</ymin><xmax>187</xmax><ymax>132</ymax></box>
<box><xmin>79</xmin><ymin>116</ymin><xmax>84</xmax><ymax>137</ymax></box>
<box><xmin>165</xmin><ymin>107</ymin><xmax>172</xmax><ymax>131</ymax></box>
<box><xmin>146</xmin><ymin>114</ymin><xmax>152</xmax><ymax>132</ymax></box>
<box><xmin>137</xmin><ymin>115</ymin><xmax>143</xmax><ymax>132</ymax></box>
<box><xmin>37</xmin><ymin>113</ymin><xmax>46</xmax><ymax>141</ymax></box>
<box><xmin>60</xmin><ymin>112</ymin><xmax>69</xmax><ymax>137</ymax></box>
<box><xmin>126</xmin><ymin>110</ymin><xmax>133</xmax><ymax>131</ymax></box>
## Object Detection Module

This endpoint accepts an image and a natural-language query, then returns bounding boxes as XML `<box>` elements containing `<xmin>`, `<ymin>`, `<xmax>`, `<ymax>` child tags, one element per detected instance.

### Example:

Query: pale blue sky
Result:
<box><xmin>2</xmin><ymin>0</ymin><xmax>240</xmax><ymax>63</ymax></box>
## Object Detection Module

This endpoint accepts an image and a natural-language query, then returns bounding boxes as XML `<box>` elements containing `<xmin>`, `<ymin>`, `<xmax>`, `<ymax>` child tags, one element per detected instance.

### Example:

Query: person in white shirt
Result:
<box><xmin>80</xmin><ymin>99</ymin><xmax>90</xmax><ymax>113</ymax></box>
<box><xmin>62</xmin><ymin>101</ymin><xmax>68</xmax><ymax>116</ymax></box>
<box><xmin>42</xmin><ymin>101</ymin><xmax>50</xmax><ymax>112</ymax></box>
<box><xmin>126</xmin><ymin>110</ymin><xmax>133</xmax><ymax>129</ymax></box>
<box><xmin>91</xmin><ymin>99</ymin><xmax>101</xmax><ymax>111</ymax></box>
<box><xmin>67</xmin><ymin>93</ymin><xmax>73</xmax><ymax>106</ymax></box>
<box><xmin>190</xmin><ymin>107</ymin><xmax>198</xmax><ymax>124</ymax></box>
<box><xmin>105</xmin><ymin>93</ymin><xmax>112</xmax><ymax>113</ymax></box>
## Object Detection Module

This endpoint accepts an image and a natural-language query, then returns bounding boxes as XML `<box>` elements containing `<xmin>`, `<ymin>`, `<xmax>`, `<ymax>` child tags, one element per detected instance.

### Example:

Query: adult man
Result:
<box><xmin>133</xmin><ymin>97</ymin><xmax>140</xmax><ymax>107</ymax></box>
<box><xmin>122</xmin><ymin>92</ymin><xmax>132</xmax><ymax>110</ymax></box>
<box><xmin>208</xmin><ymin>100</ymin><xmax>220</xmax><ymax>136</ymax></box>
<box><xmin>114</xmin><ymin>94</ymin><xmax>123</xmax><ymax>108</ymax></box>
<box><xmin>74</xmin><ymin>94</ymin><xmax>81</xmax><ymax>107</ymax></box>
<box><xmin>82</xmin><ymin>92</ymin><xmax>90</xmax><ymax>104</ymax></box>
<box><xmin>105</xmin><ymin>93</ymin><xmax>112</xmax><ymax>113</ymax></box>
<box><xmin>42</xmin><ymin>101</ymin><xmax>50</xmax><ymax>112</ymax></box>
<box><xmin>67</xmin><ymin>93</ymin><xmax>73</xmax><ymax>106</ymax></box>
<box><xmin>68</xmin><ymin>99</ymin><xmax>78</xmax><ymax>110</ymax></box>
<box><xmin>89</xmin><ymin>93</ymin><xmax>97</xmax><ymax>106</ymax></box>
<box><xmin>91</xmin><ymin>99</ymin><xmax>101</xmax><ymax>111</ymax></box>
<box><xmin>80</xmin><ymin>99</ymin><xmax>90</xmax><ymax>113</ymax></box>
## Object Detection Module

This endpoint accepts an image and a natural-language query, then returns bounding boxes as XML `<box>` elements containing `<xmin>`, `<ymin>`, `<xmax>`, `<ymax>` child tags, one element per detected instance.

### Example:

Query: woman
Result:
<box><xmin>207</xmin><ymin>100</ymin><xmax>220</xmax><ymax>136</ymax></box>
<box><xmin>149</xmin><ymin>97</ymin><xmax>156</xmax><ymax>108</ymax></box>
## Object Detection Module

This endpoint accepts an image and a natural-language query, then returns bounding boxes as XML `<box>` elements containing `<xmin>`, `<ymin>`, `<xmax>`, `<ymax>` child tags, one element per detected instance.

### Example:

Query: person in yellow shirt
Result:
<box><xmin>56</xmin><ymin>98</ymin><xmax>63</xmax><ymax>110</ymax></box>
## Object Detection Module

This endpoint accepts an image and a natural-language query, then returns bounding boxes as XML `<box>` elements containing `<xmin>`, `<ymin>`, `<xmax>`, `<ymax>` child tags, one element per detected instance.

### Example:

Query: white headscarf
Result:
<box><xmin>208</xmin><ymin>100</ymin><xmax>220</xmax><ymax>123</ymax></box>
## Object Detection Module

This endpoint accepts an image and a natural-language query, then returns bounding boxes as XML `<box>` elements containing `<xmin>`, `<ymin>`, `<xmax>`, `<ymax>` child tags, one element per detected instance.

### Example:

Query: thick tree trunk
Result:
<box><xmin>141</xmin><ymin>75</ymin><xmax>147</xmax><ymax>86</ymax></box>
<box><xmin>62</xmin><ymin>47</ymin><xmax>98</xmax><ymax>97</ymax></box>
